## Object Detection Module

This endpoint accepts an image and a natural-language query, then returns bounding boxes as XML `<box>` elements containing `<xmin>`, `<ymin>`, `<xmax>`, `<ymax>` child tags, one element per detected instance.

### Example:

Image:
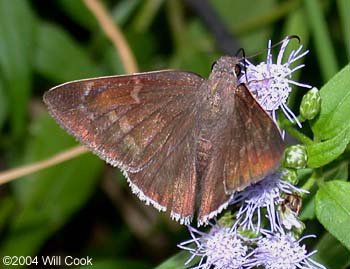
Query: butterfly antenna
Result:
<box><xmin>244</xmin><ymin>35</ymin><xmax>301</xmax><ymax>60</ymax></box>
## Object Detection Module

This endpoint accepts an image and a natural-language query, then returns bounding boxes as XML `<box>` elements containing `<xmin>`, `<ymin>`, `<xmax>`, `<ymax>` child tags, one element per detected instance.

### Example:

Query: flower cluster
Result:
<box><xmin>179</xmin><ymin>38</ymin><xmax>326</xmax><ymax>269</ymax></box>
<box><xmin>179</xmin><ymin>173</ymin><xmax>325</xmax><ymax>269</ymax></box>
<box><xmin>179</xmin><ymin>225</ymin><xmax>325</xmax><ymax>269</ymax></box>
<box><xmin>239</xmin><ymin>38</ymin><xmax>311</xmax><ymax>128</ymax></box>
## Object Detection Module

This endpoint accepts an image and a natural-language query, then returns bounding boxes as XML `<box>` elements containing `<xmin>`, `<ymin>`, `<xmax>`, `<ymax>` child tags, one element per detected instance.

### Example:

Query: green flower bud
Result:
<box><xmin>280</xmin><ymin>168</ymin><xmax>298</xmax><ymax>185</ymax></box>
<box><xmin>283</xmin><ymin>145</ymin><xmax>308</xmax><ymax>169</ymax></box>
<box><xmin>299</xmin><ymin>87</ymin><xmax>321</xmax><ymax>120</ymax></box>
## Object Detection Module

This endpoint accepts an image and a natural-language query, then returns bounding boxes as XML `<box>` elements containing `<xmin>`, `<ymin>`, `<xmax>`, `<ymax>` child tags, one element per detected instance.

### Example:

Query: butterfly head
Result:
<box><xmin>209</xmin><ymin>56</ymin><xmax>242</xmax><ymax>82</ymax></box>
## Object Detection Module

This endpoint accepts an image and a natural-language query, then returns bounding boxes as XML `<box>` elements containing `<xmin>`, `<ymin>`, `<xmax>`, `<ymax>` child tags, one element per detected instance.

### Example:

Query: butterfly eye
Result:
<box><xmin>234</xmin><ymin>64</ymin><xmax>241</xmax><ymax>76</ymax></box>
<box><xmin>211</xmin><ymin>61</ymin><xmax>217</xmax><ymax>71</ymax></box>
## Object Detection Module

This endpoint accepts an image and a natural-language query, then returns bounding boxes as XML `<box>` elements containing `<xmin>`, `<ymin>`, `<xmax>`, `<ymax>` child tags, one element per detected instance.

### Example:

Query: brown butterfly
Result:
<box><xmin>43</xmin><ymin>56</ymin><xmax>284</xmax><ymax>226</ymax></box>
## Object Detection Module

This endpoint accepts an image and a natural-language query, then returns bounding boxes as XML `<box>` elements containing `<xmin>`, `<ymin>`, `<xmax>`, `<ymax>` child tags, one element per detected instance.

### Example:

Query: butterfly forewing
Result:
<box><xmin>44</xmin><ymin>71</ymin><xmax>204</xmax><ymax>172</ymax></box>
<box><xmin>44</xmin><ymin>70</ymin><xmax>205</xmax><ymax>224</ymax></box>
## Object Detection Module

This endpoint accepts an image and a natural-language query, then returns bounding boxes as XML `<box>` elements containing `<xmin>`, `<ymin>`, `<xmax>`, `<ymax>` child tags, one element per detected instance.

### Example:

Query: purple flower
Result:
<box><xmin>178</xmin><ymin>224</ymin><xmax>253</xmax><ymax>269</ymax></box>
<box><xmin>246</xmin><ymin>231</ymin><xmax>326</xmax><ymax>269</ymax></box>
<box><xmin>240</xmin><ymin>38</ymin><xmax>311</xmax><ymax>127</ymax></box>
<box><xmin>229</xmin><ymin>172</ymin><xmax>307</xmax><ymax>233</ymax></box>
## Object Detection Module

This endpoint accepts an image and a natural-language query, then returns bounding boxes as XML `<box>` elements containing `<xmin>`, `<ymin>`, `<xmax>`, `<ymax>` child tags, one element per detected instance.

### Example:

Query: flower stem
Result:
<box><xmin>278</xmin><ymin>111</ymin><xmax>313</xmax><ymax>144</ymax></box>
<box><xmin>283</xmin><ymin>125</ymin><xmax>313</xmax><ymax>145</ymax></box>
<box><xmin>301</xmin><ymin>168</ymin><xmax>323</xmax><ymax>193</ymax></box>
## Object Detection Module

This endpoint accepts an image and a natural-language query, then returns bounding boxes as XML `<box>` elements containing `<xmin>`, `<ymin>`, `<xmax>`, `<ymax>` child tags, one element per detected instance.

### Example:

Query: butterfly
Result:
<box><xmin>43</xmin><ymin>56</ymin><xmax>284</xmax><ymax>226</ymax></box>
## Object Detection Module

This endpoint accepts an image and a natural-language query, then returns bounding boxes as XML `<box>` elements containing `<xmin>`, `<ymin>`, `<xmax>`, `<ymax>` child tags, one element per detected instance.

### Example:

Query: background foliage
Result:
<box><xmin>0</xmin><ymin>0</ymin><xmax>349</xmax><ymax>268</ymax></box>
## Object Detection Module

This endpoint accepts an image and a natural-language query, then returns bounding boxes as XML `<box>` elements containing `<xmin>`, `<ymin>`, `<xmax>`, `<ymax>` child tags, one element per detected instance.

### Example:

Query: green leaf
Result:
<box><xmin>282</xmin><ymin>8</ymin><xmax>310</xmax><ymax>109</ymax></box>
<box><xmin>299</xmin><ymin>196</ymin><xmax>315</xmax><ymax>220</ymax></box>
<box><xmin>0</xmin><ymin>196</ymin><xmax>15</xmax><ymax>231</ymax></box>
<box><xmin>304</xmin><ymin>0</ymin><xmax>338</xmax><ymax>81</ymax></box>
<box><xmin>0</xmin><ymin>78</ymin><xmax>8</xmax><ymax>130</ymax></box>
<box><xmin>34</xmin><ymin>22</ymin><xmax>103</xmax><ymax>83</ymax></box>
<box><xmin>111</xmin><ymin>0</ymin><xmax>142</xmax><ymax>26</ymax></box>
<box><xmin>306</xmin><ymin>126</ymin><xmax>350</xmax><ymax>168</ymax></box>
<box><xmin>213</xmin><ymin>0</ymin><xmax>276</xmax><ymax>53</ymax></box>
<box><xmin>170</xmin><ymin>20</ymin><xmax>219</xmax><ymax>76</ymax></box>
<box><xmin>315</xmin><ymin>181</ymin><xmax>350</xmax><ymax>251</ymax></box>
<box><xmin>155</xmin><ymin>250</ymin><xmax>200</xmax><ymax>269</ymax></box>
<box><xmin>298</xmin><ymin>169</ymin><xmax>316</xmax><ymax>220</ymax></box>
<box><xmin>312</xmin><ymin>232</ymin><xmax>350</xmax><ymax>269</ymax></box>
<box><xmin>323</xmin><ymin>160</ymin><xmax>348</xmax><ymax>182</ymax></box>
<box><xmin>57</xmin><ymin>0</ymin><xmax>97</xmax><ymax>30</ymax></box>
<box><xmin>337</xmin><ymin>0</ymin><xmax>350</xmax><ymax>60</ymax></box>
<box><xmin>311</xmin><ymin>64</ymin><xmax>350</xmax><ymax>140</ymax></box>
<box><xmin>129</xmin><ymin>0</ymin><xmax>160</xmax><ymax>32</ymax></box>
<box><xmin>101</xmin><ymin>47</ymin><xmax>126</xmax><ymax>75</ymax></box>
<box><xmin>0</xmin><ymin>0</ymin><xmax>36</xmax><ymax>138</ymax></box>
<box><xmin>0</xmin><ymin>113</ymin><xmax>103</xmax><ymax>256</ymax></box>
